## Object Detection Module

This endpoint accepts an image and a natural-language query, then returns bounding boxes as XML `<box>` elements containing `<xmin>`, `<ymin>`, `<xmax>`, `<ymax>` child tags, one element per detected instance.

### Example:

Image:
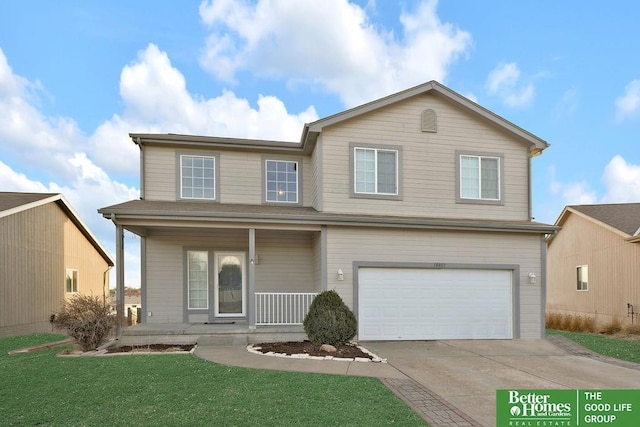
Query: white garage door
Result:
<box><xmin>358</xmin><ymin>267</ymin><xmax>513</xmax><ymax>340</ymax></box>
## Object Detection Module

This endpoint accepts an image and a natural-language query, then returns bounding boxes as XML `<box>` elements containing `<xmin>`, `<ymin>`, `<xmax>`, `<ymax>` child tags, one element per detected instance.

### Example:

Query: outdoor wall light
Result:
<box><xmin>528</xmin><ymin>272</ymin><xmax>537</xmax><ymax>284</ymax></box>
<box><xmin>337</xmin><ymin>269</ymin><xmax>344</xmax><ymax>281</ymax></box>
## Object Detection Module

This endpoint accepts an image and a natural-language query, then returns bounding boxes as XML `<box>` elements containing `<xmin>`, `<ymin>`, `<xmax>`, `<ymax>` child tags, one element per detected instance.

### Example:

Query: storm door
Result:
<box><xmin>214</xmin><ymin>252</ymin><xmax>246</xmax><ymax>317</ymax></box>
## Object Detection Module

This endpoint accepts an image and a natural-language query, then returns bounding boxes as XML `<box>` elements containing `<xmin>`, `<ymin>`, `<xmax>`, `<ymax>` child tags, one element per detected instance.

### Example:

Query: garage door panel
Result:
<box><xmin>358</xmin><ymin>268</ymin><xmax>513</xmax><ymax>340</ymax></box>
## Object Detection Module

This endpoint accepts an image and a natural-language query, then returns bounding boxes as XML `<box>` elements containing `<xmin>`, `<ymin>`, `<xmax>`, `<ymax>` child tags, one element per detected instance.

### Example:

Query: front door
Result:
<box><xmin>214</xmin><ymin>252</ymin><xmax>246</xmax><ymax>317</ymax></box>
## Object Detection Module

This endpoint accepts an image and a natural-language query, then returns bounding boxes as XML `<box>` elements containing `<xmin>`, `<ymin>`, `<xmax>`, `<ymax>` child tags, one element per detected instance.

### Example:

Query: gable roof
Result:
<box><xmin>301</xmin><ymin>80</ymin><xmax>549</xmax><ymax>155</ymax></box>
<box><xmin>130</xmin><ymin>80</ymin><xmax>549</xmax><ymax>156</ymax></box>
<box><xmin>553</xmin><ymin>203</ymin><xmax>640</xmax><ymax>242</ymax></box>
<box><xmin>0</xmin><ymin>192</ymin><xmax>114</xmax><ymax>265</ymax></box>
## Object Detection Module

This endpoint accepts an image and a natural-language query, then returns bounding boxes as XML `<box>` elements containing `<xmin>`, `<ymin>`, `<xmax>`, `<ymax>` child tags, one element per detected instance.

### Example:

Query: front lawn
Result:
<box><xmin>547</xmin><ymin>329</ymin><xmax>640</xmax><ymax>364</ymax></box>
<box><xmin>0</xmin><ymin>334</ymin><xmax>426</xmax><ymax>426</ymax></box>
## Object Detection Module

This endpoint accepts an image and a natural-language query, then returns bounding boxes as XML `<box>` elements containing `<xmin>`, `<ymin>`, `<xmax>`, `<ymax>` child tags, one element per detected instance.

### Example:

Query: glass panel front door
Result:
<box><xmin>214</xmin><ymin>252</ymin><xmax>245</xmax><ymax>317</ymax></box>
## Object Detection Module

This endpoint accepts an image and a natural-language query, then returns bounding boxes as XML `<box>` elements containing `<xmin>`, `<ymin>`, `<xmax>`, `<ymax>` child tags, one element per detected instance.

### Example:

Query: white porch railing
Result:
<box><xmin>255</xmin><ymin>292</ymin><xmax>318</xmax><ymax>325</ymax></box>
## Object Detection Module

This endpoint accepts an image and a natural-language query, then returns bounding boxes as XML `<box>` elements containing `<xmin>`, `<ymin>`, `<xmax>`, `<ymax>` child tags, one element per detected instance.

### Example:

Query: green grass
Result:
<box><xmin>0</xmin><ymin>334</ymin><xmax>426</xmax><ymax>426</ymax></box>
<box><xmin>547</xmin><ymin>329</ymin><xmax>640</xmax><ymax>364</ymax></box>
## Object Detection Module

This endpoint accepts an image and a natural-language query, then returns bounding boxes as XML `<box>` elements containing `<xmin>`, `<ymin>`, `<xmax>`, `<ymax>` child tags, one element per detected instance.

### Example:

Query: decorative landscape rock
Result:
<box><xmin>320</xmin><ymin>344</ymin><xmax>337</xmax><ymax>352</ymax></box>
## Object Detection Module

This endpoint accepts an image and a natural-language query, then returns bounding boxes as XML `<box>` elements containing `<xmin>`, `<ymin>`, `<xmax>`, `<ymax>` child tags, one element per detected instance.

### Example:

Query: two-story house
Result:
<box><xmin>99</xmin><ymin>81</ymin><xmax>556</xmax><ymax>341</ymax></box>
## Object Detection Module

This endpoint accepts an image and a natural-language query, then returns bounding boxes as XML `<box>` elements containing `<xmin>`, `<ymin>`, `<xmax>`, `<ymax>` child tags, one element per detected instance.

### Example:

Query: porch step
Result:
<box><xmin>197</xmin><ymin>335</ymin><xmax>249</xmax><ymax>346</ymax></box>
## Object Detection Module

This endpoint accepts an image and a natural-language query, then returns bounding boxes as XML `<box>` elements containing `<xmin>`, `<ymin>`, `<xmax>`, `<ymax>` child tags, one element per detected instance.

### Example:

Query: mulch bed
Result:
<box><xmin>106</xmin><ymin>344</ymin><xmax>195</xmax><ymax>354</ymax></box>
<box><xmin>253</xmin><ymin>341</ymin><xmax>373</xmax><ymax>359</ymax></box>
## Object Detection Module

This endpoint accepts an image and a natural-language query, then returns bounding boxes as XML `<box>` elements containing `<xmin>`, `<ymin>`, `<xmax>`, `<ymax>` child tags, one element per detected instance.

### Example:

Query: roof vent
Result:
<box><xmin>421</xmin><ymin>109</ymin><xmax>437</xmax><ymax>133</ymax></box>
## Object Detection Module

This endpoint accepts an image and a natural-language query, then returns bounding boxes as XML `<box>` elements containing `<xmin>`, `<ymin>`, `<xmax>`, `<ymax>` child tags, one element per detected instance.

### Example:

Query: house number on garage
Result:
<box><xmin>433</xmin><ymin>263</ymin><xmax>446</xmax><ymax>269</ymax></box>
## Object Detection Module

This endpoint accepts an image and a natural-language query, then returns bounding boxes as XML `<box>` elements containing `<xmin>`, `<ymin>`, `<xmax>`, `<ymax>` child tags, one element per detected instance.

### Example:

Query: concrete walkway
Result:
<box><xmin>194</xmin><ymin>338</ymin><xmax>640</xmax><ymax>427</ymax></box>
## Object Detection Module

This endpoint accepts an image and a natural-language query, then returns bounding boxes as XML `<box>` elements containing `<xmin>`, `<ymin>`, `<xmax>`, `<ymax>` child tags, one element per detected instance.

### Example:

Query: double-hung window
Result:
<box><xmin>265</xmin><ymin>159</ymin><xmax>298</xmax><ymax>203</ymax></box>
<box><xmin>354</xmin><ymin>147</ymin><xmax>399</xmax><ymax>196</ymax></box>
<box><xmin>459</xmin><ymin>154</ymin><xmax>501</xmax><ymax>201</ymax></box>
<box><xmin>180</xmin><ymin>155</ymin><xmax>216</xmax><ymax>200</ymax></box>
<box><xmin>65</xmin><ymin>268</ymin><xmax>78</xmax><ymax>293</ymax></box>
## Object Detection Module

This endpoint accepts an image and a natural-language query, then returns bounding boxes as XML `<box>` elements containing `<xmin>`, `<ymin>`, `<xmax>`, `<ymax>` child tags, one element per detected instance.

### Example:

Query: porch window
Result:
<box><xmin>265</xmin><ymin>160</ymin><xmax>298</xmax><ymax>203</ymax></box>
<box><xmin>180</xmin><ymin>155</ymin><xmax>216</xmax><ymax>200</ymax></box>
<box><xmin>188</xmin><ymin>251</ymin><xmax>209</xmax><ymax>309</ymax></box>
<box><xmin>65</xmin><ymin>268</ymin><xmax>78</xmax><ymax>293</ymax></box>
<box><xmin>577</xmin><ymin>265</ymin><xmax>588</xmax><ymax>291</ymax></box>
<box><xmin>354</xmin><ymin>147</ymin><xmax>398</xmax><ymax>195</ymax></box>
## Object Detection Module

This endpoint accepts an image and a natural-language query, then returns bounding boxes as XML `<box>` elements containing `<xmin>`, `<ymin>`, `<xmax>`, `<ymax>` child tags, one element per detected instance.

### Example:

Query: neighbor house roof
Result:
<box><xmin>0</xmin><ymin>192</ymin><xmax>114</xmax><ymax>265</ymax></box>
<box><xmin>552</xmin><ymin>203</ymin><xmax>640</xmax><ymax>242</ymax></box>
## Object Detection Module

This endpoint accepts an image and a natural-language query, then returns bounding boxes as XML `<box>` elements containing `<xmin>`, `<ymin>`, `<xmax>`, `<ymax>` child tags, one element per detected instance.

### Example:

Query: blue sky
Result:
<box><xmin>2</xmin><ymin>1</ymin><xmax>640</xmax><ymax>287</ymax></box>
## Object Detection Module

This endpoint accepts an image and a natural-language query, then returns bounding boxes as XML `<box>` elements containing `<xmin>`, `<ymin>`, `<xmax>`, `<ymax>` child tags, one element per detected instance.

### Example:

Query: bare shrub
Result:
<box><xmin>545</xmin><ymin>313</ymin><xmax>562</xmax><ymax>329</ymax></box>
<box><xmin>568</xmin><ymin>315</ymin><xmax>585</xmax><ymax>332</ymax></box>
<box><xmin>598</xmin><ymin>318</ymin><xmax>622</xmax><ymax>335</ymax></box>
<box><xmin>52</xmin><ymin>294</ymin><xmax>116</xmax><ymax>351</ymax></box>
<box><xmin>581</xmin><ymin>317</ymin><xmax>596</xmax><ymax>333</ymax></box>
<box><xmin>559</xmin><ymin>314</ymin><xmax>573</xmax><ymax>331</ymax></box>
<box><xmin>621</xmin><ymin>323</ymin><xmax>640</xmax><ymax>336</ymax></box>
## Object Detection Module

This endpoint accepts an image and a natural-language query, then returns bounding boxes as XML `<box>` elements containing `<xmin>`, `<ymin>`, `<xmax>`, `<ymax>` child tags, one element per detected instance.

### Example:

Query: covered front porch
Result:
<box><xmin>112</xmin><ymin>219</ymin><xmax>326</xmax><ymax>337</ymax></box>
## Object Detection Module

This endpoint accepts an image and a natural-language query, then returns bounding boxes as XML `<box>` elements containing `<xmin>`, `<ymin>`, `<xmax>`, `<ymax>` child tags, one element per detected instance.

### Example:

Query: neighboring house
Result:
<box><xmin>99</xmin><ymin>81</ymin><xmax>556</xmax><ymax>341</ymax></box>
<box><xmin>0</xmin><ymin>192</ymin><xmax>114</xmax><ymax>337</ymax></box>
<box><xmin>547</xmin><ymin>203</ymin><xmax>640</xmax><ymax>325</ymax></box>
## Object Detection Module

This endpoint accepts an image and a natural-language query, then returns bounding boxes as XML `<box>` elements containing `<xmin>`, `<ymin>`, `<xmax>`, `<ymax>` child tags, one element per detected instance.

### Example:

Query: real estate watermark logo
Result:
<box><xmin>497</xmin><ymin>389</ymin><xmax>640</xmax><ymax>426</ymax></box>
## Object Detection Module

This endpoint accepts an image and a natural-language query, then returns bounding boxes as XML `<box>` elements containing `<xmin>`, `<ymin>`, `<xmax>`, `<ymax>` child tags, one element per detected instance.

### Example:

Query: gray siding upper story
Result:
<box><xmin>139</xmin><ymin>83</ymin><xmax>540</xmax><ymax>223</ymax></box>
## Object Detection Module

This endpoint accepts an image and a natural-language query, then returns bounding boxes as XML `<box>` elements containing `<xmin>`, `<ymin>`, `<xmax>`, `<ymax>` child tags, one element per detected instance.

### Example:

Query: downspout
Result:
<box><xmin>102</xmin><ymin>265</ymin><xmax>113</xmax><ymax>307</ymax></box>
<box><xmin>111</xmin><ymin>213</ymin><xmax>125</xmax><ymax>339</ymax></box>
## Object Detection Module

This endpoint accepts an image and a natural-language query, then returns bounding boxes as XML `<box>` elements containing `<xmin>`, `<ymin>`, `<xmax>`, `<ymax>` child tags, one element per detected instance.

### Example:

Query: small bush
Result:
<box><xmin>598</xmin><ymin>318</ymin><xmax>622</xmax><ymax>335</ymax></box>
<box><xmin>621</xmin><ymin>323</ymin><xmax>640</xmax><ymax>336</ymax></box>
<box><xmin>52</xmin><ymin>294</ymin><xmax>116</xmax><ymax>351</ymax></box>
<box><xmin>303</xmin><ymin>290</ymin><xmax>357</xmax><ymax>346</ymax></box>
<box><xmin>545</xmin><ymin>312</ymin><xmax>562</xmax><ymax>329</ymax></box>
<box><xmin>581</xmin><ymin>317</ymin><xmax>596</xmax><ymax>333</ymax></box>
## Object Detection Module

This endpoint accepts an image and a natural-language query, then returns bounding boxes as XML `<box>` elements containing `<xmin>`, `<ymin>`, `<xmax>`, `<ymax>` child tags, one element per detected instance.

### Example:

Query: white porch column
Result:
<box><xmin>248</xmin><ymin>228</ymin><xmax>256</xmax><ymax>327</ymax></box>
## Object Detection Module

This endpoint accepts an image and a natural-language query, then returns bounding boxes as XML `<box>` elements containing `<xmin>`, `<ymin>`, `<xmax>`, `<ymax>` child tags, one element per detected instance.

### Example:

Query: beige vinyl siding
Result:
<box><xmin>547</xmin><ymin>213</ymin><xmax>640</xmax><ymax>325</ymax></box>
<box><xmin>0</xmin><ymin>203</ymin><xmax>64</xmax><ymax>336</ymax></box>
<box><xmin>143</xmin><ymin>146</ymin><xmax>314</xmax><ymax>206</ymax></box>
<box><xmin>310</xmin><ymin>137</ymin><xmax>322</xmax><ymax>210</ymax></box>
<box><xmin>145</xmin><ymin>238</ymin><xmax>184</xmax><ymax>323</ymax></box>
<box><xmin>1</xmin><ymin>202</ymin><xmax>111</xmax><ymax>337</ymax></box>
<box><xmin>63</xmin><ymin>218</ymin><xmax>110</xmax><ymax>300</ymax></box>
<box><xmin>326</xmin><ymin>226</ymin><xmax>544</xmax><ymax>338</ymax></box>
<box><xmin>143</xmin><ymin>146</ymin><xmax>176</xmax><ymax>201</ymax></box>
<box><xmin>320</xmin><ymin>93</ymin><xmax>530</xmax><ymax>220</ymax></box>
<box><xmin>144</xmin><ymin>229</ymin><xmax>319</xmax><ymax>322</ymax></box>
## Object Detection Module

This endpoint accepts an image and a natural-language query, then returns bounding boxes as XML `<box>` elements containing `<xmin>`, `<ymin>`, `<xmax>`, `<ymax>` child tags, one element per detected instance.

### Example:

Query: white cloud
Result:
<box><xmin>485</xmin><ymin>62</ymin><xmax>534</xmax><ymax>107</ymax></box>
<box><xmin>602</xmin><ymin>155</ymin><xmax>640</xmax><ymax>202</ymax></box>
<box><xmin>198</xmin><ymin>0</ymin><xmax>472</xmax><ymax>107</ymax></box>
<box><xmin>614</xmin><ymin>79</ymin><xmax>640</xmax><ymax>122</ymax></box>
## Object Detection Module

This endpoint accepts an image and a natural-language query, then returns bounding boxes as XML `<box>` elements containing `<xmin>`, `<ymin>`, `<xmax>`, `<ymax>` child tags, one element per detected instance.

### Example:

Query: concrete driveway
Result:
<box><xmin>364</xmin><ymin>339</ymin><xmax>640</xmax><ymax>427</ymax></box>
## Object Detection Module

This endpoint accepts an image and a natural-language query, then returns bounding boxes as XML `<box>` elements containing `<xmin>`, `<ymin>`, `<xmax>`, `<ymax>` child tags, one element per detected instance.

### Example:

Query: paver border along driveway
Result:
<box><xmin>364</xmin><ymin>338</ymin><xmax>640</xmax><ymax>427</ymax></box>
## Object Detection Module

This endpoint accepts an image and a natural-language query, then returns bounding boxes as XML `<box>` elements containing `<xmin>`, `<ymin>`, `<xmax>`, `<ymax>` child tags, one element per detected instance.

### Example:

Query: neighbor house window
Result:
<box><xmin>65</xmin><ymin>269</ymin><xmax>78</xmax><ymax>293</ymax></box>
<box><xmin>577</xmin><ymin>265</ymin><xmax>588</xmax><ymax>291</ymax></box>
<box><xmin>458</xmin><ymin>154</ymin><xmax>502</xmax><ymax>202</ymax></box>
<box><xmin>354</xmin><ymin>147</ymin><xmax>398</xmax><ymax>195</ymax></box>
<box><xmin>265</xmin><ymin>160</ymin><xmax>298</xmax><ymax>203</ymax></box>
<box><xmin>180</xmin><ymin>155</ymin><xmax>216</xmax><ymax>200</ymax></box>
<box><xmin>188</xmin><ymin>251</ymin><xmax>209</xmax><ymax>309</ymax></box>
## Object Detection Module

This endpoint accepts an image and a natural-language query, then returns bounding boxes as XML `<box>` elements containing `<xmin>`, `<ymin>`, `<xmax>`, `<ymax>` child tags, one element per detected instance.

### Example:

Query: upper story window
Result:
<box><xmin>576</xmin><ymin>265</ymin><xmax>588</xmax><ymax>291</ymax></box>
<box><xmin>456</xmin><ymin>152</ymin><xmax>503</xmax><ymax>204</ymax></box>
<box><xmin>353</xmin><ymin>146</ymin><xmax>399</xmax><ymax>196</ymax></box>
<box><xmin>265</xmin><ymin>160</ymin><xmax>298</xmax><ymax>203</ymax></box>
<box><xmin>65</xmin><ymin>268</ymin><xmax>78</xmax><ymax>293</ymax></box>
<box><xmin>179</xmin><ymin>154</ymin><xmax>217</xmax><ymax>200</ymax></box>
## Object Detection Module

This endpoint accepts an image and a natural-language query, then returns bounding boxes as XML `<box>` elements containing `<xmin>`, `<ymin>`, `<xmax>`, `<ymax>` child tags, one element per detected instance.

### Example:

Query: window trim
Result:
<box><xmin>576</xmin><ymin>265</ymin><xmax>589</xmax><ymax>291</ymax></box>
<box><xmin>349</xmin><ymin>142</ymin><xmax>402</xmax><ymax>200</ymax></box>
<box><xmin>455</xmin><ymin>150</ymin><xmax>504</xmax><ymax>205</ymax></box>
<box><xmin>261</xmin><ymin>156</ymin><xmax>303</xmax><ymax>206</ymax></box>
<box><xmin>65</xmin><ymin>268</ymin><xmax>78</xmax><ymax>294</ymax></box>
<box><xmin>175</xmin><ymin>151</ymin><xmax>220</xmax><ymax>202</ymax></box>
